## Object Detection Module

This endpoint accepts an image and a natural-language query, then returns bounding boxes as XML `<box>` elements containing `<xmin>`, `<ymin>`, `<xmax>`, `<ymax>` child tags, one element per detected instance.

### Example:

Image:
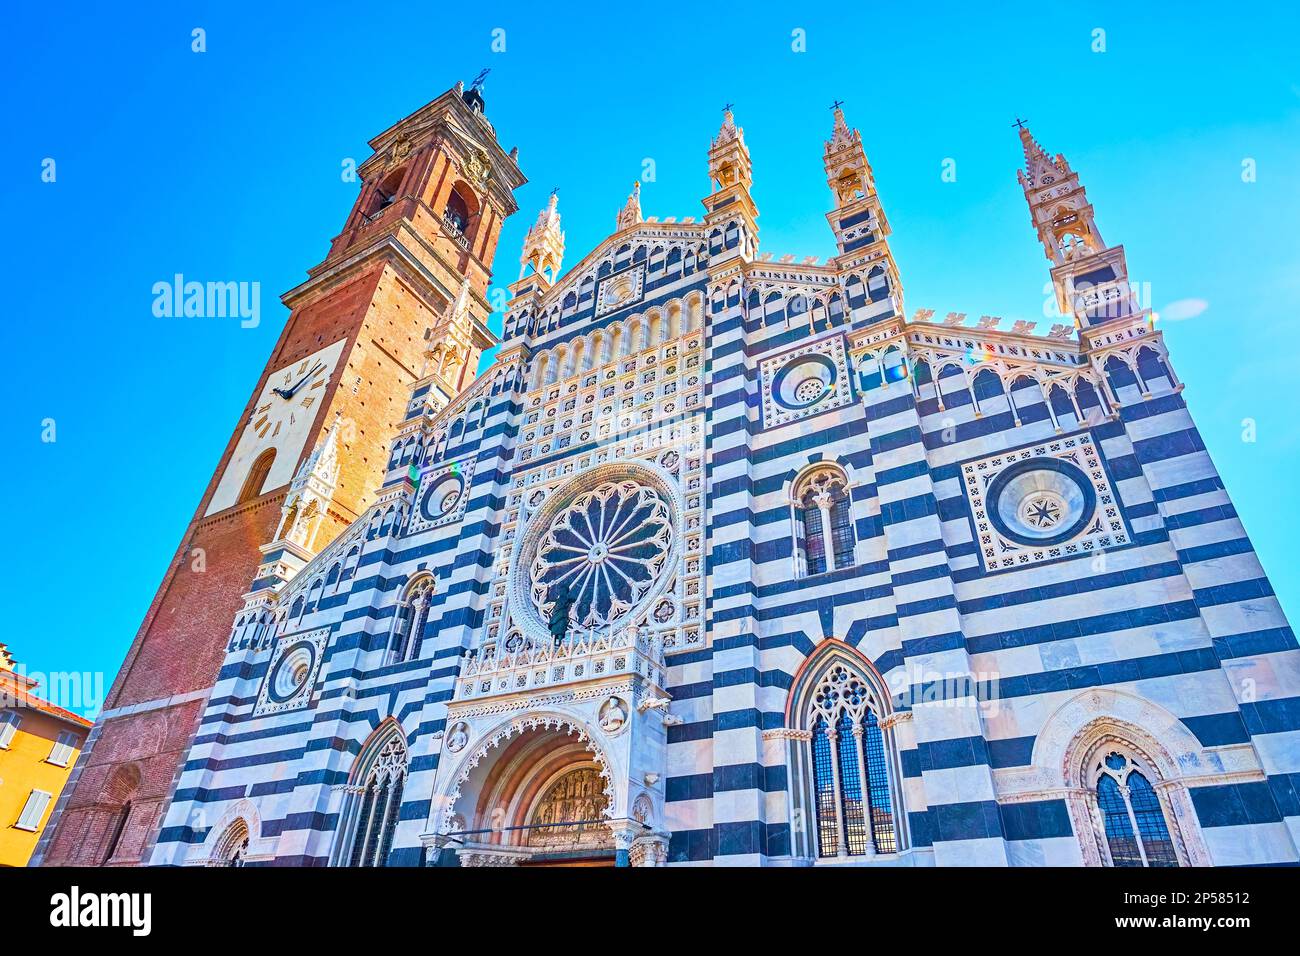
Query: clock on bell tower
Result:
<box><xmin>37</xmin><ymin>77</ymin><xmax>525</xmax><ymax>867</ymax></box>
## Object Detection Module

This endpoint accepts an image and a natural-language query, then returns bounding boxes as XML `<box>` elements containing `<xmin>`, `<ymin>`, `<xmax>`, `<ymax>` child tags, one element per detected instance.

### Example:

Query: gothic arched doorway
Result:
<box><xmin>442</xmin><ymin>723</ymin><xmax>616</xmax><ymax>867</ymax></box>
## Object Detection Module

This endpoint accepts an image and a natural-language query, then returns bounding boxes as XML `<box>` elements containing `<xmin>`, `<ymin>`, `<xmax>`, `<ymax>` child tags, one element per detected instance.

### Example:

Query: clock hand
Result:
<box><xmin>279</xmin><ymin>362</ymin><xmax>325</xmax><ymax>400</ymax></box>
<box><xmin>287</xmin><ymin>362</ymin><xmax>325</xmax><ymax>398</ymax></box>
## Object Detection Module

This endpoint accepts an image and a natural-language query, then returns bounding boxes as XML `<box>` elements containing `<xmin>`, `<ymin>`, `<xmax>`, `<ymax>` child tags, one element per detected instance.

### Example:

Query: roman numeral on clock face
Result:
<box><xmin>301</xmin><ymin>396</ymin><xmax>315</xmax><ymax>410</ymax></box>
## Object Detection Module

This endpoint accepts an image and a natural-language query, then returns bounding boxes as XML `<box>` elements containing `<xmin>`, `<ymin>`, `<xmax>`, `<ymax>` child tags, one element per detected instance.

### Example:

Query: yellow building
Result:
<box><xmin>0</xmin><ymin>643</ymin><xmax>91</xmax><ymax>866</ymax></box>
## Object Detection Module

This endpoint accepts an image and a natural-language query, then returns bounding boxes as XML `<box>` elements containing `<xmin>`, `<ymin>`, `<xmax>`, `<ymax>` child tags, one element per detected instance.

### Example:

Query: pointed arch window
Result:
<box><xmin>1091</xmin><ymin>749</ymin><xmax>1179</xmax><ymax>867</ymax></box>
<box><xmin>791</xmin><ymin>654</ymin><xmax>903</xmax><ymax>861</ymax></box>
<box><xmin>793</xmin><ymin>465</ymin><xmax>855</xmax><ymax>576</ymax></box>
<box><xmin>213</xmin><ymin>819</ymin><xmax>250</xmax><ymax>867</ymax></box>
<box><xmin>332</xmin><ymin>728</ymin><xmax>409</xmax><ymax>868</ymax></box>
<box><xmin>388</xmin><ymin>575</ymin><xmax>434</xmax><ymax>663</ymax></box>
<box><xmin>807</xmin><ymin>665</ymin><xmax>897</xmax><ymax>856</ymax></box>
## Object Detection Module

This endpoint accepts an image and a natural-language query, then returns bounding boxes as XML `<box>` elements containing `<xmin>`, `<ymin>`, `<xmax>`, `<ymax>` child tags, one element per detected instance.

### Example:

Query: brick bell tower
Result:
<box><xmin>37</xmin><ymin>77</ymin><xmax>524</xmax><ymax>866</ymax></box>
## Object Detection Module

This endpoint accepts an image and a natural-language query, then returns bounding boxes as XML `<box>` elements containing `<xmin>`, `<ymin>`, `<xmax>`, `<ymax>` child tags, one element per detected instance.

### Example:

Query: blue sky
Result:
<box><xmin>3</xmin><ymin>2</ymin><xmax>1297</xmax><ymax>715</ymax></box>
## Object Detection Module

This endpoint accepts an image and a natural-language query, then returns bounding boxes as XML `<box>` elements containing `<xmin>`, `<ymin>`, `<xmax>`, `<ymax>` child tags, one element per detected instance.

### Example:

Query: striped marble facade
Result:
<box><xmin>149</xmin><ymin>105</ymin><xmax>1299</xmax><ymax>868</ymax></box>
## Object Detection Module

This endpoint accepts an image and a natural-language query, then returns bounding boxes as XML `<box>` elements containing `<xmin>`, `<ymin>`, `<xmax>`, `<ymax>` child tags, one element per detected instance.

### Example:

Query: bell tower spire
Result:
<box><xmin>1017</xmin><ymin>121</ymin><xmax>1137</xmax><ymax>330</ymax></box>
<box><xmin>702</xmin><ymin>106</ymin><xmax>758</xmax><ymax>261</ymax></box>
<box><xmin>824</xmin><ymin>104</ymin><xmax>902</xmax><ymax>312</ymax></box>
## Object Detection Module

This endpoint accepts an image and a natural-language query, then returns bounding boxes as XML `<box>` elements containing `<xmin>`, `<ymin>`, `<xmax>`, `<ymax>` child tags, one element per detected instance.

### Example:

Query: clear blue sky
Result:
<box><xmin>3</xmin><ymin>2</ymin><xmax>1297</xmax><ymax>715</ymax></box>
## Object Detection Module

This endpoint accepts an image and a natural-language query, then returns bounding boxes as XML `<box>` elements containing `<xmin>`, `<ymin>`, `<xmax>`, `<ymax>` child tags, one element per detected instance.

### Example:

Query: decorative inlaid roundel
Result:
<box><xmin>407</xmin><ymin>458</ymin><xmax>475</xmax><ymax>535</ymax></box>
<box><xmin>595</xmin><ymin>265</ymin><xmax>646</xmax><ymax>317</ymax></box>
<box><xmin>255</xmin><ymin>627</ymin><xmax>329</xmax><ymax>715</ymax></box>
<box><xmin>529</xmin><ymin>480</ymin><xmax>673</xmax><ymax>628</ymax></box>
<box><xmin>772</xmin><ymin>354</ymin><xmax>836</xmax><ymax>410</ymax></box>
<box><xmin>961</xmin><ymin>432</ymin><xmax>1128</xmax><ymax>573</ymax></box>
<box><xmin>269</xmin><ymin>641</ymin><xmax>316</xmax><ymax>703</ymax></box>
<box><xmin>421</xmin><ymin>473</ymin><xmax>464</xmax><ymax>521</ymax></box>
<box><xmin>988</xmin><ymin>461</ymin><xmax>1093</xmax><ymax>546</ymax></box>
<box><xmin>760</xmin><ymin>335</ymin><xmax>853</xmax><ymax>429</ymax></box>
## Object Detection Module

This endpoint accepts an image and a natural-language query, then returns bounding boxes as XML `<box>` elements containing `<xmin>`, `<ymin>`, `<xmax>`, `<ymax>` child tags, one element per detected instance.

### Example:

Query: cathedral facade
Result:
<box><xmin>67</xmin><ymin>80</ymin><xmax>1300</xmax><ymax>868</ymax></box>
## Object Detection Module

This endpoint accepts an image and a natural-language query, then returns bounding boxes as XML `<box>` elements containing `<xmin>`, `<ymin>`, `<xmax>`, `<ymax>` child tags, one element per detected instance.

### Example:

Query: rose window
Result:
<box><xmin>529</xmin><ymin>480</ymin><xmax>673</xmax><ymax>629</ymax></box>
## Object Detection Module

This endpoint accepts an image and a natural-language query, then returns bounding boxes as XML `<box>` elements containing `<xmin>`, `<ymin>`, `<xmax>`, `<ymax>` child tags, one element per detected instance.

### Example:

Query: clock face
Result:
<box><xmin>205</xmin><ymin>338</ymin><xmax>348</xmax><ymax>516</ymax></box>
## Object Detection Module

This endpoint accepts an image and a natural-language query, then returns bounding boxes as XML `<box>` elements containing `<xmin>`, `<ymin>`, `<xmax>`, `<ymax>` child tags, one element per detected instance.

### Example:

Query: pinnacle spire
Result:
<box><xmin>713</xmin><ymin>105</ymin><xmax>741</xmax><ymax>148</ymax></box>
<box><xmin>1016</xmin><ymin>123</ymin><xmax>1135</xmax><ymax>330</ymax></box>
<box><xmin>1015</xmin><ymin>120</ymin><xmax>1070</xmax><ymax>188</ymax></box>
<box><xmin>616</xmin><ymin>180</ymin><xmax>643</xmax><ymax>230</ymax></box>
<box><xmin>519</xmin><ymin>190</ymin><xmax>566</xmax><ymax>282</ymax></box>
<box><xmin>829</xmin><ymin>105</ymin><xmax>853</xmax><ymax>146</ymax></box>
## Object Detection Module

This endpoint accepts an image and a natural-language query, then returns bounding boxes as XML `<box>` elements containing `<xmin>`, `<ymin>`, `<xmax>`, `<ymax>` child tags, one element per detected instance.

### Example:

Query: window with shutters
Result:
<box><xmin>0</xmin><ymin>710</ymin><xmax>19</xmax><ymax>748</ymax></box>
<box><xmin>48</xmin><ymin>729</ymin><xmax>78</xmax><ymax>767</ymax></box>
<box><xmin>15</xmin><ymin>789</ymin><xmax>52</xmax><ymax>831</ymax></box>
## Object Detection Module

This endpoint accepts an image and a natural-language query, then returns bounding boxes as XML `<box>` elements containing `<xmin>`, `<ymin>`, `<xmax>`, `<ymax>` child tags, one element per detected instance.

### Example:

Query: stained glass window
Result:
<box><xmin>1093</xmin><ymin>750</ymin><xmax>1180</xmax><ymax>868</ymax></box>
<box><xmin>806</xmin><ymin>662</ymin><xmax>899</xmax><ymax>859</ymax></box>
<box><xmin>836</xmin><ymin>714</ymin><xmax>869</xmax><ymax>856</ymax></box>
<box><xmin>795</xmin><ymin>467</ymin><xmax>856</xmax><ymax>577</ymax></box>
<box><xmin>344</xmin><ymin>733</ymin><xmax>408</xmax><ymax>868</ymax></box>
<box><xmin>830</xmin><ymin>494</ymin><xmax>855</xmax><ymax>570</ymax></box>
<box><xmin>803</xmin><ymin>506</ymin><xmax>827</xmax><ymax>576</ymax></box>
<box><xmin>1097</xmin><ymin>773</ymin><xmax>1141</xmax><ymax>866</ymax></box>
<box><xmin>811</xmin><ymin>718</ymin><xmax>839</xmax><ymax>858</ymax></box>
<box><xmin>862</xmin><ymin>710</ymin><xmax>897</xmax><ymax>853</ymax></box>
<box><xmin>1128</xmin><ymin>771</ymin><xmax>1178</xmax><ymax>867</ymax></box>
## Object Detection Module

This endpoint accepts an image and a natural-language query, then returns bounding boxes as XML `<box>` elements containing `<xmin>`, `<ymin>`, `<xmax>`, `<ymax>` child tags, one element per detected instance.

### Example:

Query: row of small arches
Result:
<box><xmin>529</xmin><ymin>292</ymin><xmax>705</xmax><ymax>389</ymax></box>
<box><xmin>508</xmin><ymin>240</ymin><xmax>709</xmax><ymax>340</ymax></box>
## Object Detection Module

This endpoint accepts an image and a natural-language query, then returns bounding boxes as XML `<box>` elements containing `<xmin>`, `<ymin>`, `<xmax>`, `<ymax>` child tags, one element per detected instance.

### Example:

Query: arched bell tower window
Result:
<box><xmin>792</xmin><ymin>465</ymin><xmax>855</xmax><ymax>576</ymax></box>
<box><xmin>443</xmin><ymin>184</ymin><xmax>479</xmax><ymax>245</ymax></box>
<box><xmin>445</xmin><ymin>191</ymin><xmax>469</xmax><ymax>233</ymax></box>
<box><xmin>238</xmin><ymin>449</ymin><xmax>277</xmax><ymax>504</ymax></box>
<box><xmin>785</xmin><ymin>645</ymin><xmax>905</xmax><ymax>861</ymax></box>
<box><xmin>365</xmin><ymin>167</ymin><xmax>405</xmax><ymax>220</ymax></box>
<box><xmin>388</xmin><ymin>575</ymin><xmax>435</xmax><ymax>663</ymax></box>
<box><xmin>331</xmin><ymin>724</ymin><xmax>409</xmax><ymax>868</ymax></box>
<box><xmin>1090</xmin><ymin>747</ymin><xmax>1179</xmax><ymax>867</ymax></box>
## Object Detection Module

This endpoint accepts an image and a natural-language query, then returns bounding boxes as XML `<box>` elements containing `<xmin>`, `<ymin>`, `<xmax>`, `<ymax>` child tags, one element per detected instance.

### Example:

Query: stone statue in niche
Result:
<box><xmin>599</xmin><ymin>697</ymin><xmax>627</xmax><ymax>734</ymax></box>
<box><xmin>446</xmin><ymin>721</ymin><xmax>469</xmax><ymax>753</ymax></box>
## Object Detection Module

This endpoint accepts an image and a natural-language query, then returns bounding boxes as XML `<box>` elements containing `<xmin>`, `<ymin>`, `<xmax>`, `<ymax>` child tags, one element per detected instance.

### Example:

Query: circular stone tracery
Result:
<box><xmin>986</xmin><ymin>458</ymin><xmax>1096</xmax><ymax>547</ymax></box>
<box><xmin>268</xmin><ymin>641</ymin><xmax>316</xmax><ymax>704</ymax></box>
<box><xmin>510</xmin><ymin>463</ymin><xmax>682</xmax><ymax>640</ymax></box>
<box><xmin>772</xmin><ymin>354</ymin><xmax>836</xmax><ymax>411</ymax></box>
<box><xmin>420</xmin><ymin>472</ymin><xmax>465</xmax><ymax>522</ymax></box>
<box><xmin>530</xmin><ymin>480</ymin><xmax>673</xmax><ymax>629</ymax></box>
